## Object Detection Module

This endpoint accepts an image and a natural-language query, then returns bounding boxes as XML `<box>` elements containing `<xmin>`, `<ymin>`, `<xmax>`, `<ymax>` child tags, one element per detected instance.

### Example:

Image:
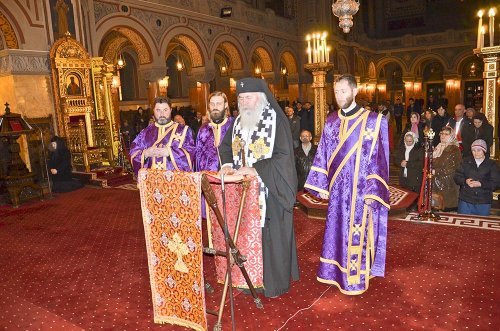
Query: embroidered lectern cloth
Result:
<box><xmin>138</xmin><ymin>169</ymin><xmax>206</xmax><ymax>331</ymax></box>
<box><xmin>207</xmin><ymin>175</ymin><xmax>264</xmax><ymax>288</ymax></box>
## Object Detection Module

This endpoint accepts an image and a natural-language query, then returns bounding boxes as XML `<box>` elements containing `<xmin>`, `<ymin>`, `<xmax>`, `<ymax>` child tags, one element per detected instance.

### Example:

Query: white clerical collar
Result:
<box><xmin>342</xmin><ymin>102</ymin><xmax>357</xmax><ymax>115</ymax></box>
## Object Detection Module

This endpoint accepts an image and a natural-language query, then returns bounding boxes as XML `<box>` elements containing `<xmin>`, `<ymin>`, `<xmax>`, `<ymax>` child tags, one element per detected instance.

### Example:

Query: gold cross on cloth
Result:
<box><xmin>167</xmin><ymin>232</ymin><xmax>189</xmax><ymax>273</ymax></box>
<box><xmin>363</xmin><ymin>128</ymin><xmax>376</xmax><ymax>141</ymax></box>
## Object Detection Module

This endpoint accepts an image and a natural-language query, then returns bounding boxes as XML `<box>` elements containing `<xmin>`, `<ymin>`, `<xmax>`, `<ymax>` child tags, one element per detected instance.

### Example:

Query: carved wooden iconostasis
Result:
<box><xmin>49</xmin><ymin>33</ymin><xmax>116</xmax><ymax>172</ymax></box>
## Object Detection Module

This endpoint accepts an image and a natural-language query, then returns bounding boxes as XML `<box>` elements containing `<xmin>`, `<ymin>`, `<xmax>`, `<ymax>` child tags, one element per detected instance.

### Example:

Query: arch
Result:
<box><xmin>95</xmin><ymin>15</ymin><xmax>157</xmax><ymax>58</ymax></box>
<box><xmin>249</xmin><ymin>41</ymin><xmax>274</xmax><ymax>72</ymax></box>
<box><xmin>356</xmin><ymin>56</ymin><xmax>366</xmax><ymax>77</ymax></box>
<box><xmin>161</xmin><ymin>27</ymin><xmax>207</xmax><ymax>68</ymax></box>
<box><xmin>368</xmin><ymin>62</ymin><xmax>376</xmax><ymax>79</ymax></box>
<box><xmin>210</xmin><ymin>35</ymin><xmax>245</xmax><ymax>70</ymax></box>
<box><xmin>99</xmin><ymin>26</ymin><xmax>152</xmax><ymax>65</ymax></box>
<box><xmin>375</xmin><ymin>56</ymin><xmax>409</xmax><ymax>77</ymax></box>
<box><xmin>455</xmin><ymin>52</ymin><xmax>481</xmax><ymax>75</ymax></box>
<box><xmin>0</xmin><ymin>8</ymin><xmax>20</xmax><ymax>49</ymax></box>
<box><xmin>279</xmin><ymin>49</ymin><xmax>299</xmax><ymax>74</ymax></box>
<box><xmin>409</xmin><ymin>53</ymin><xmax>448</xmax><ymax>75</ymax></box>
<box><xmin>338</xmin><ymin>53</ymin><xmax>349</xmax><ymax>74</ymax></box>
<box><xmin>458</xmin><ymin>56</ymin><xmax>483</xmax><ymax>79</ymax></box>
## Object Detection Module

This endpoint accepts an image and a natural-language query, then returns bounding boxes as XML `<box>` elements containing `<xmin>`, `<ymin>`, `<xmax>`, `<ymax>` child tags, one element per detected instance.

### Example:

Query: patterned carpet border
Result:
<box><xmin>397</xmin><ymin>212</ymin><xmax>500</xmax><ymax>231</ymax></box>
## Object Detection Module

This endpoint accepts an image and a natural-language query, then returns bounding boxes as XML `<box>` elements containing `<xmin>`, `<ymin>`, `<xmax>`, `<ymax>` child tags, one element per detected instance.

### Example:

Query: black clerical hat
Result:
<box><xmin>236</xmin><ymin>77</ymin><xmax>268</xmax><ymax>95</ymax></box>
<box><xmin>235</xmin><ymin>77</ymin><xmax>285</xmax><ymax>121</ymax></box>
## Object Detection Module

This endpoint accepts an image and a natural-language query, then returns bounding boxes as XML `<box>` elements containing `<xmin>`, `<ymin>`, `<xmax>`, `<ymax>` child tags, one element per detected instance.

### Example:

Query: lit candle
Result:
<box><xmin>307</xmin><ymin>47</ymin><xmax>312</xmax><ymax>64</ymax></box>
<box><xmin>314</xmin><ymin>49</ymin><xmax>318</xmax><ymax>63</ymax></box>
<box><xmin>306</xmin><ymin>34</ymin><xmax>311</xmax><ymax>55</ymax></box>
<box><xmin>481</xmin><ymin>25</ymin><xmax>486</xmax><ymax>48</ymax></box>
<box><xmin>326</xmin><ymin>46</ymin><xmax>331</xmax><ymax>63</ymax></box>
<box><xmin>489</xmin><ymin>8</ymin><xmax>496</xmax><ymax>47</ymax></box>
<box><xmin>477</xmin><ymin>10</ymin><xmax>484</xmax><ymax>49</ymax></box>
<box><xmin>316</xmin><ymin>33</ymin><xmax>320</xmax><ymax>62</ymax></box>
<box><xmin>323</xmin><ymin>39</ymin><xmax>327</xmax><ymax>62</ymax></box>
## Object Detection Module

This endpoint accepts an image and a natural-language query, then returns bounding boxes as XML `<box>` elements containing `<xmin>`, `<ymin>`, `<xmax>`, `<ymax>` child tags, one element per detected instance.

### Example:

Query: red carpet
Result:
<box><xmin>0</xmin><ymin>187</ymin><xmax>498</xmax><ymax>330</ymax></box>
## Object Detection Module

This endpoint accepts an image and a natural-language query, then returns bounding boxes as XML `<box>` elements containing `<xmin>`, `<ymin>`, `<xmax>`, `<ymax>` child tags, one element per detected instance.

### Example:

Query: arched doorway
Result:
<box><xmin>422</xmin><ymin>61</ymin><xmax>446</xmax><ymax>111</ymax></box>
<box><xmin>461</xmin><ymin>58</ymin><xmax>484</xmax><ymax>111</ymax></box>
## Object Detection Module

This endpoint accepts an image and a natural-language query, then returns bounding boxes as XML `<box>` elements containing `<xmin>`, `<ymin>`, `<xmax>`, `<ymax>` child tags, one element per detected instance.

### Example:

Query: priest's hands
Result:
<box><xmin>219</xmin><ymin>165</ymin><xmax>257</xmax><ymax>177</ymax></box>
<box><xmin>220</xmin><ymin>165</ymin><xmax>235</xmax><ymax>175</ymax></box>
<box><xmin>234</xmin><ymin>166</ymin><xmax>258</xmax><ymax>177</ymax></box>
<box><xmin>145</xmin><ymin>147</ymin><xmax>169</xmax><ymax>158</ymax></box>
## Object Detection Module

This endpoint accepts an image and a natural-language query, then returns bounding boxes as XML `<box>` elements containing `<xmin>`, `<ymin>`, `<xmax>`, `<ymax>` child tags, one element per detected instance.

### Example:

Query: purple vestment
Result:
<box><xmin>129</xmin><ymin>121</ymin><xmax>195</xmax><ymax>176</ymax></box>
<box><xmin>305</xmin><ymin>109</ymin><xmax>389</xmax><ymax>295</ymax></box>
<box><xmin>195</xmin><ymin>117</ymin><xmax>233</xmax><ymax>171</ymax></box>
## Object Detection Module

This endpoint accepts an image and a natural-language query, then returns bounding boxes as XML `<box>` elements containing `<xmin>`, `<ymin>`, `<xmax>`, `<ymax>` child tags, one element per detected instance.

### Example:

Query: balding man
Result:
<box><xmin>447</xmin><ymin>104</ymin><xmax>474</xmax><ymax>154</ymax></box>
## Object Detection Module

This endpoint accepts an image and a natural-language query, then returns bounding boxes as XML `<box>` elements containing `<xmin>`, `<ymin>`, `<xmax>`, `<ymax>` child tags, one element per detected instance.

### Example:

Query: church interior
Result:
<box><xmin>0</xmin><ymin>0</ymin><xmax>499</xmax><ymax>330</ymax></box>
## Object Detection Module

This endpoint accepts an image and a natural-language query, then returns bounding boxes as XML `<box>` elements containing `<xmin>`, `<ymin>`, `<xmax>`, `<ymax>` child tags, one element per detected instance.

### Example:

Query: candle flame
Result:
<box><xmin>478</xmin><ymin>9</ymin><xmax>484</xmax><ymax>18</ymax></box>
<box><xmin>306</xmin><ymin>34</ymin><xmax>311</xmax><ymax>41</ymax></box>
<box><xmin>489</xmin><ymin>8</ymin><xmax>496</xmax><ymax>17</ymax></box>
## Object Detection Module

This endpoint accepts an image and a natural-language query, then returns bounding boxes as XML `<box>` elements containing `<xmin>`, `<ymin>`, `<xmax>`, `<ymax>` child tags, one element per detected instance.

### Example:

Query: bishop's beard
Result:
<box><xmin>239</xmin><ymin>101</ymin><xmax>266</xmax><ymax>131</ymax></box>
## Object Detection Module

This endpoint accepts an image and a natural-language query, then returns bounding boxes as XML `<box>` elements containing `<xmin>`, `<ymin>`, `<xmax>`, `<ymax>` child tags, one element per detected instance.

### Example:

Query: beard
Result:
<box><xmin>239</xmin><ymin>100</ymin><xmax>266</xmax><ymax>130</ymax></box>
<box><xmin>209</xmin><ymin>108</ymin><xmax>225</xmax><ymax>124</ymax></box>
<box><xmin>336</xmin><ymin>94</ymin><xmax>354</xmax><ymax>110</ymax></box>
<box><xmin>156</xmin><ymin>116</ymin><xmax>170</xmax><ymax>125</ymax></box>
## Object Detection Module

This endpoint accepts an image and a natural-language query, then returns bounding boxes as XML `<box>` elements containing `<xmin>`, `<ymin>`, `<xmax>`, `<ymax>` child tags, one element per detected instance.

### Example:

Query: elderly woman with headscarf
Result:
<box><xmin>432</xmin><ymin>126</ymin><xmax>462</xmax><ymax>210</ymax></box>
<box><xmin>454</xmin><ymin>139</ymin><xmax>500</xmax><ymax>216</ymax></box>
<box><xmin>48</xmin><ymin>136</ymin><xmax>83</xmax><ymax>193</ymax></box>
<box><xmin>394</xmin><ymin>131</ymin><xmax>423</xmax><ymax>193</ymax></box>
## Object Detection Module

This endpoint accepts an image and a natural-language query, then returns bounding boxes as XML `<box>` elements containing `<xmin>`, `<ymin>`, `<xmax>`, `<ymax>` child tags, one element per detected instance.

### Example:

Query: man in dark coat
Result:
<box><xmin>294</xmin><ymin>130</ymin><xmax>317</xmax><ymax>191</ymax></box>
<box><xmin>393</xmin><ymin>98</ymin><xmax>404</xmax><ymax>134</ymax></box>
<box><xmin>298</xmin><ymin>101</ymin><xmax>315</xmax><ymax>138</ymax></box>
<box><xmin>447</xmin><ymin>104</ymin><xmax>474</xmax><ymax>155</ymax></box>
<box><xmin>219</xmin><ymin>77</ymin><xmax>299</xmax><ymax>298</ymax></box>
<box><xmin>286</xmin><ymin>106</ymin><xmax>301</xmax><ymax>148</ymax></box>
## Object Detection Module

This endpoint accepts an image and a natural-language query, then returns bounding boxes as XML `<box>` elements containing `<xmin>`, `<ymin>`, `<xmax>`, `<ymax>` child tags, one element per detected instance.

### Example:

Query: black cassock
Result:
<box><xmin>219</xmin><ymin>118</ymin><xmax>300</xmax><ymax>297</ymax></box>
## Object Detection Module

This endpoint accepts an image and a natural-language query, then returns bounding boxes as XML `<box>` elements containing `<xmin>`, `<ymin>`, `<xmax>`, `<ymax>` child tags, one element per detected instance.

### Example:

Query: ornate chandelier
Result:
<box><xmin>331</xmin><ymin>0</ymin><xmax>360</xmax><ymax>33</ymax></box>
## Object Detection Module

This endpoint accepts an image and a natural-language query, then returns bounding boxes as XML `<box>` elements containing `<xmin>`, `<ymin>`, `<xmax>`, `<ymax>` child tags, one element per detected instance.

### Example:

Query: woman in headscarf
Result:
<box><xmin>394</xmin><ymin>131</ymin><xmax>423</xmax><ymax>193</ymax></box>
<box><xmin>454</xmin><ymin>139</ymin><xmax>500</xmax><ymax>216</ymax></box>
<box><xmin>48</xmin><ymin>136</ymin><xmax>83</xmax><ymax>193</ymax></box>
<box><xmin>400</xmin><ymin>111</ymin><xmax>424</xmax><ymax>147</ymax></box>
<box><xmin>470</xmin><ymin>112</ymin><xmax>494</xmax><ymax>158</ymax></box>
<box><xmin>432</xmin><ymin>126</ymin><xmax>462</xmax><ymax>210</ymax></box>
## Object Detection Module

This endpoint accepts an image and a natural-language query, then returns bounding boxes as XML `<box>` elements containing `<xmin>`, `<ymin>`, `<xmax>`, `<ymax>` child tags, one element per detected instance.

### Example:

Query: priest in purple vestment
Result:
<box><xmin>305</xmin><ymin>74</ymin><xmax>390</xmax><ymax>295</ymax></box>
<box><xmin>195</xmin><ymin>91</ymin><xmax>233</xmax><ymax>172</ymax></box>
<box><xmin>129</xmin><ymin>96</ymin><xmax>195</xmax><ymax>176</ymax></box>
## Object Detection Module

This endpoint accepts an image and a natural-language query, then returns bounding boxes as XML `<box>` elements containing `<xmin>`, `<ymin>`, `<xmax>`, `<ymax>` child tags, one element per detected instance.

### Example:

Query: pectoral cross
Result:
<box><xmin>167</xmin><ymin>232</ymin><xmax>189</xmax><ymax>273</ymax></box>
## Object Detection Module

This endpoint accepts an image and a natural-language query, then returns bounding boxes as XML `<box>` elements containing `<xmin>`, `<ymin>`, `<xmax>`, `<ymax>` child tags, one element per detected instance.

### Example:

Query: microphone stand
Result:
<box><xmin>215</xmin><ymin>141</ymin><xmax>236</xmax><ymax>331</ymax></box>
<box><xmin>219</xmin><ymin>171</ymin><xmax>236</xmax><ymax>331</ymax></box>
